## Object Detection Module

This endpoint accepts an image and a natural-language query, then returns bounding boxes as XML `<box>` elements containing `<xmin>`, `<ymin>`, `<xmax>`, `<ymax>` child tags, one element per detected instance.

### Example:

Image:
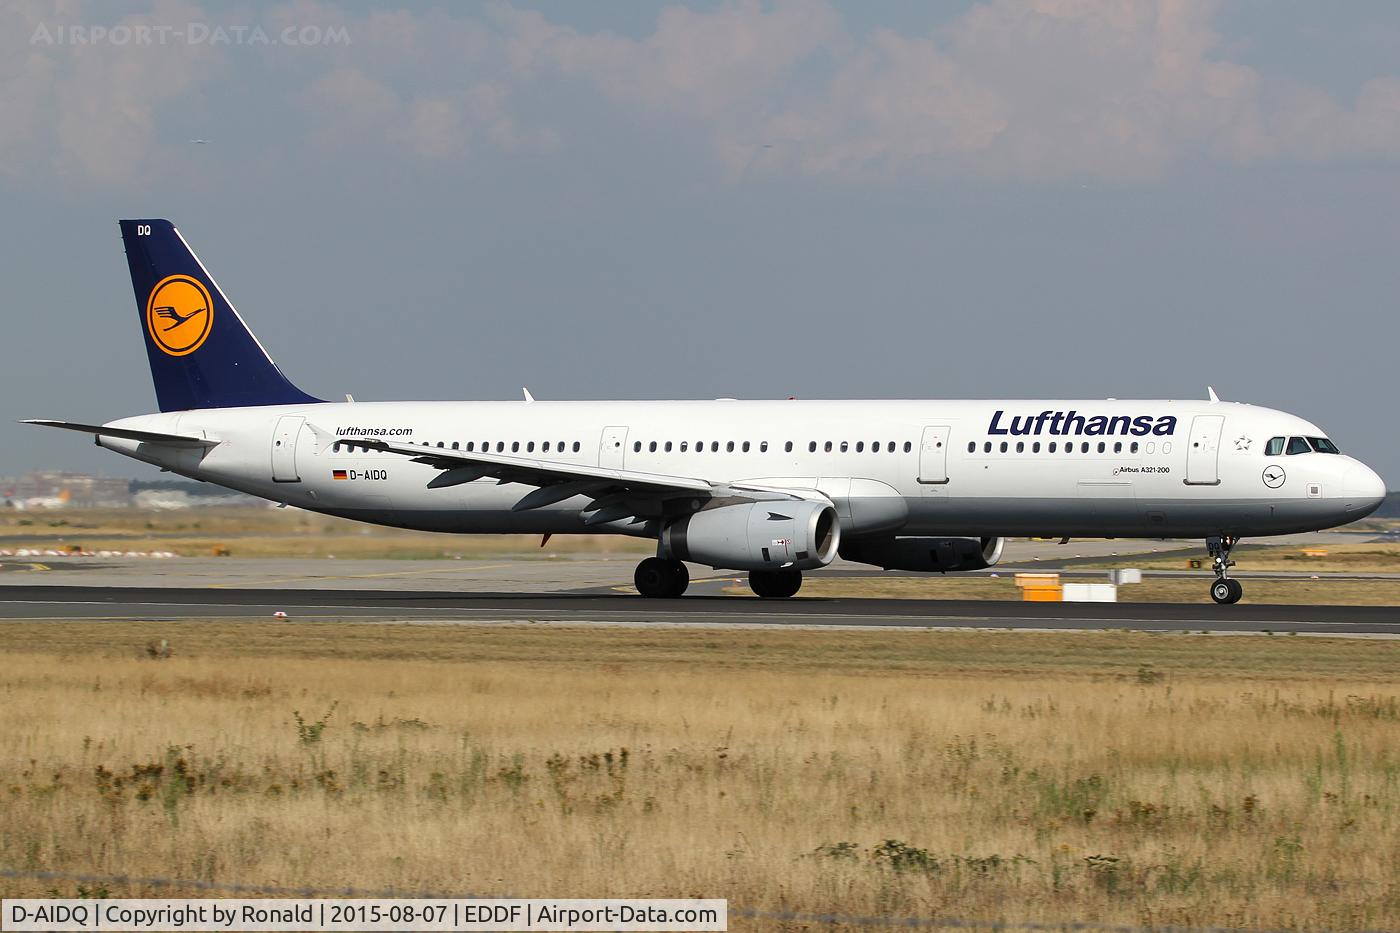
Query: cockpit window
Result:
<box><xmin>1308</xmin><ymin>437</ymin><xmax>1340</xmax><ymax>454</ymax></box>
<box><xmin>1265</xmin><ymin>437</ymin><xmax>1285</xmax><ymax>456</ymax></box>
<box><xmin>1286</xmin><ymin>436</ymin><xmax>1311</xmax><ymax>456</ymax></box>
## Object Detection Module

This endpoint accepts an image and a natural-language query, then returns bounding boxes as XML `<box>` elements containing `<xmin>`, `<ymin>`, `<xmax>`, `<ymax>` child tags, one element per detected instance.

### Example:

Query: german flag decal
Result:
<box><xmin>332</xmin><ymin>469</ymin><xmax>348</xmax><ymax>480</ymax></box>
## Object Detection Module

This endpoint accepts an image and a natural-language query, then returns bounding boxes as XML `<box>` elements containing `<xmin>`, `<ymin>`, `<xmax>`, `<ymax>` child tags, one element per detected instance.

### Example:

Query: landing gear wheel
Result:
<box><xmin>749</xmin><ymin>569</ymin><xmax>802</xmax><ymax>598</ymax></box>
<box><xmin>1205</xmin><ymin>535</ymin><xmax>1243</xmax><ymax>604</ymax></box>
<box><xmin>635</xmin><ymin>557</ymin><xmax>678</xmax><ymax>598</ymax></box>
<box><xmin>667</xmin><ymin>560</ymin><xmax>690</xmax><ymax>598</ymax></box>
<box><xmin>1210</xmin><ymin>578</ymin><xmax>1243</xmax><ymax>605</ymax></box>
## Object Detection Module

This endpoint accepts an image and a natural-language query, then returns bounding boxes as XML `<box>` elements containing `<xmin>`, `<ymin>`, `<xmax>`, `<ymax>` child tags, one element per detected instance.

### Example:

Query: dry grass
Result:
<box><xmin>797</xmin><ymin>575</ymin><xmax>1400</xmax><ymax>606</ymax></box>
<box><xmin>1079</xmin><ymin>542</ymin><xmax>1400</xmax><ymax>575</ymax></box>
<box><xmin>2</xmin><ymin>622</ymin><xmax>1398</xmax><ymax>929</ymax></box>
<box><xmin>0</xmin><ymin>507</ymin><xmax>649</xmax><ymax>559</ymax></box>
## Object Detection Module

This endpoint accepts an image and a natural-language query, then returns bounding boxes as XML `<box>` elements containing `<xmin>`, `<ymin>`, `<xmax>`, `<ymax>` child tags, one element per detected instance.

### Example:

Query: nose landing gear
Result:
<box><xmin>1207</xmin><ymin>535</ymin><xmax>1243</xmax><ymax>604</ymax></box>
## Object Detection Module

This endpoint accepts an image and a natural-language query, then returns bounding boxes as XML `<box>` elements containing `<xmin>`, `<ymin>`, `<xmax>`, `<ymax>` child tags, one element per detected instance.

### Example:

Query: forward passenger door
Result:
<box><xmin>1184</xmin><ymin>415</ymin><xmax>1224</xmax><ymax>485</ymax></box>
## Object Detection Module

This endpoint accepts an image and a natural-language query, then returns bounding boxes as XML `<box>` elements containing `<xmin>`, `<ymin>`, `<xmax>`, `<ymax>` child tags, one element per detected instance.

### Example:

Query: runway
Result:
<box><xmin>1</xmin><ymin>584</ymin><xmax>1398</xmax><ymax>634</ymax></box>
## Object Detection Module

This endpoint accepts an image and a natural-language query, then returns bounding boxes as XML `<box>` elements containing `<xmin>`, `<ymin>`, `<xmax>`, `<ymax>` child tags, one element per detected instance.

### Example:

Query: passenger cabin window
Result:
<box><xmin>1015</xmin><ymin>441</ymin><xmax>1024</xmax><ymax>453</ymax></box>
<box><xmin>984</xmin><ymin>442</ymin><xmax>992</xmax><ymax>453</ymax></box>
<box><xmin>967</xmin><ymin>442</ymin><xmax>975</xmax><ymax>453</ymax></box>
<box><xmin>742</xmin><ymin>441</ymin><xmax>751</xmax><ymax>453</ymax></box>
<box><xmin>1308</xmin><ymin>437</ymin><xmax>1340</xmax><ymax>454</ymax></box>
<box><xmin>1286</xmin><ymin>436</ymin><xmax>1311</xmax><ymax>456</ymax></box>
<box><xmin>1265</xmin><ymin>437</ymin><xmax>1285</xmax><ymax>456</ymax></box>
<box><xmin>760</xmin><ymin>441</ymin><xmax>768</xmax><ymax>453</ymax></box>
<box><xmin>784</xmin><ymin>441</ymin><xmax>792</xmax><ymax>453</ymax></box>
<box><xmin>903</xmin><ymin>441</ymin><xmax>912</xmax><ymax>453</ymax></box>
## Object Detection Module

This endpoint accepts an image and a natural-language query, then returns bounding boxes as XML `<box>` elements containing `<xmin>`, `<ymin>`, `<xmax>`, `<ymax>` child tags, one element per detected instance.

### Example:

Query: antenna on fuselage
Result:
<box><xmin>522</xmin><ymin>387</ymin><xmax>535</xmax><ymax>403</ymax></box>
<box><xmin>1207</xmin><ymin>386</ymin><xmax>1221</xmax><ymax>403</ymax></box>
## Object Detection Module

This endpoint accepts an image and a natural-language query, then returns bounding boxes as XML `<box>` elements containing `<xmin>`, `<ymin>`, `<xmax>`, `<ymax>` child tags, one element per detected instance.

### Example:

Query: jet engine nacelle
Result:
<box><xmin>662</xmin><ymin>500</ymin><xmax>840</xmax><ymax>571</ymax></box>
<box><xmin>839</xmin><ymin>535</ymin><xmax>1005</xmax><ymax>572</ymax></box>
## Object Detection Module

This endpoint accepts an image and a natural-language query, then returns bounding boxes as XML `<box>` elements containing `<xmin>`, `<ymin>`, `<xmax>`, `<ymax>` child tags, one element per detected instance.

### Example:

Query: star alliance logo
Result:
<box><xmin>1235</xmin><ymin>436</ymin><xmax>1252</xmax><ymax>451</ymax></box>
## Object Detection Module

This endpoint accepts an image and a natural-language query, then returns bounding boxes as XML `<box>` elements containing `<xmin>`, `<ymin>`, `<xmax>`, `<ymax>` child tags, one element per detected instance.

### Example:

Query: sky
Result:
<box><xmin>2</xmin><ymin>0</ymin><xmax>1399</xmax><ymax>481</ymax></box>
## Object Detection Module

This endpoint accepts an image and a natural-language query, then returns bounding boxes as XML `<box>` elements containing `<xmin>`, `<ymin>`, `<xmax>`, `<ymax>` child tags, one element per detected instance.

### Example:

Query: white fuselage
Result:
<box><xmin>97</xmin><ymin>398</ymin><xmax>1385</xmax><ymax>541</ymax></box>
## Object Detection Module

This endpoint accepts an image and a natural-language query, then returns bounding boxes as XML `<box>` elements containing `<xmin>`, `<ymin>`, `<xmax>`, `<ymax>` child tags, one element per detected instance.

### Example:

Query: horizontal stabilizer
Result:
<box><xmin>22</xmin><ymin>420</ymin><xmax>219</xmax><ymax>449</ymax></box>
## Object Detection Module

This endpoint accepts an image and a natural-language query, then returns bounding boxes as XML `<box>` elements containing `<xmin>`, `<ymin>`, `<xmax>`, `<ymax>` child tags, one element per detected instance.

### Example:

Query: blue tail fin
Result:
<box><xmin>120</xmin><ymin>219</ymin><xmax>322</xmax><ymax>411</ymax></box>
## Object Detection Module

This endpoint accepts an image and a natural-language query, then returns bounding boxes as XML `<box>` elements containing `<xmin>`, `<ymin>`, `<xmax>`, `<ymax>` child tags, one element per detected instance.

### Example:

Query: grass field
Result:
<box><xmin>796</xmin><ymin>575</ymin><xmax>1400</xmax><ymax>605</ymax></box>
<box><xmin>1078</xmin><ymin>542</ymin><xmax>1400</xmax><ymax>575</ymax></box>
<box><xmin>2</xmin><ymin>622</ymin><xmax>1398</xmax><ymax>929</ymax></box>
<box><xmin>0</xmin><ymin>507</ymin><xmax>650</xmax><ymax>559</ymax></box>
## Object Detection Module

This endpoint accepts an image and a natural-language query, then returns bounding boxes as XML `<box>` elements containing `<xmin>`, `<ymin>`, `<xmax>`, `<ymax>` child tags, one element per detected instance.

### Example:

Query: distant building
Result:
<box><xmin>5</xmin><ymin>471</ymin><xmax>132</xmax><ymax>508</ymax></box>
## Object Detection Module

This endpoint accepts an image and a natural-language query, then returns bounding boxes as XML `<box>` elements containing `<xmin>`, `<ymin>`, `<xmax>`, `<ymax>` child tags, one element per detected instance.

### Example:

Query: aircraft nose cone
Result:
<box><xmin>1344</xmin><ymin>462</ymin><xmax>1387</xmax><ymax>516</ymax></box>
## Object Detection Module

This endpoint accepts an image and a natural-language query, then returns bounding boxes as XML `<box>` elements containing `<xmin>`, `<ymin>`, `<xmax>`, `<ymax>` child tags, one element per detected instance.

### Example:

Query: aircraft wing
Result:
<box><xmin>22</xmin><ymin>420</ymin><xmax>219</xmax><ymax>449</ymax></box>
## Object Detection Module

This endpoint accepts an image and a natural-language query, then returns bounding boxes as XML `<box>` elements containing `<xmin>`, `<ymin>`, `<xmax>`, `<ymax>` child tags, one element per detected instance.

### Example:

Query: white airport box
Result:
<box><xmin>1109</xmin><ymin>568</ymin><xmax>1142</xmax><ymax>585</ymax></box>
<box><xmin>1062</xmin><ymin>582</ymin><xmax>1118</xmax><ymax>602</ymax></box>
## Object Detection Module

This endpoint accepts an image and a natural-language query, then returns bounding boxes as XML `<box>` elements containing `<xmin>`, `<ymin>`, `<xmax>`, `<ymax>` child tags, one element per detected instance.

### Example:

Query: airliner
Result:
<box><xmin>26</xmin><ymin>220</ymin><xmax>1387</xmax><ymax>604</ymax></box>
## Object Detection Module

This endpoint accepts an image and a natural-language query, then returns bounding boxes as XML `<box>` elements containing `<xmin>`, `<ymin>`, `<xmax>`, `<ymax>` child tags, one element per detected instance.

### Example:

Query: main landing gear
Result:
<box><xmin>633</xmin><ymin>560</ymin><xmax>804</xmax><ymax>599</ymax></box>
<box><xmin>1207</xmin><ymin>535</ymin><xmax>1243</xmax><ymax>605</ymax></box>
<box><xmin>634</xmin><ymin>557</ymin><xmax>689</xmax><ymax>598</ymax></box>
<box><xmin>749</xmin><ymin>569</ymin><xmax>802</xmax><ymax>599</ymax></box>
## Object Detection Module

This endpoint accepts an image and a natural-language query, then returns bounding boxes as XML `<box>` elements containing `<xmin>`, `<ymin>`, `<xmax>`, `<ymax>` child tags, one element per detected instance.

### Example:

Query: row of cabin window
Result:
<box><xmin>632</xmin><ymin>440</ymin><xmax>914</xmax><ymax>455</ymax></box>
<box><xmin>635</xmin><ymin>437</ymin><xmax>918</xmax><ymax>451</ymax></box>
<box><xmin>968</xmin><ymin>439</ymin><xmax>1171</xmax><ymax>455</ymax></box>
<box><xmin>337</xmin><ymin>440</ymin><xmax>584</xmax><ymax>454</ymax></box>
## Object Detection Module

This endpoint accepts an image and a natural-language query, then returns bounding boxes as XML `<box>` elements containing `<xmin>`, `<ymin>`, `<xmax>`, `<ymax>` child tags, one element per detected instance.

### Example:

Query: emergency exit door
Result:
<box><xmin>917</xmin><ymin>425</ymin><xmax>951</xmax><ymax>484</ymax></box>
<box><xmin>1184</xmin><ymin>415</ymin><xmax>1224</xmax><ymax>485</ymax></box>
<box><xmin>599</xmin><ymin>426</ymin><xmax>629</xmax><ymax>470</ymax></box>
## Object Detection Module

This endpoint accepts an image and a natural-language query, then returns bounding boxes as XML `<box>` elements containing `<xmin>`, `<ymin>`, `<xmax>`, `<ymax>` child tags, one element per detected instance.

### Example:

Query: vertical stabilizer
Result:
<box><xmin>120</xmin><ymin>219</ymin><xmax>322</xmax><ymax>411</ymax></box>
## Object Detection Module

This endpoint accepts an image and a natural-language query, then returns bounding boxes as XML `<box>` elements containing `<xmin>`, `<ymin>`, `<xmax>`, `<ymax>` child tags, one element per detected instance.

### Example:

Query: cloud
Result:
<box><xmin>6</xmin><ymin>0</ymin><xmax>1400</xmax><ymax>188</ymax></box>
<box><xmin>498</xmin><ymin>0</ymin><xmax>1400</xmax><ymax>181</ymax></box>
<box><xmin>0</xmin><ymin>0</ymin><xmax>218</xmax><ymax>184</ymax></box>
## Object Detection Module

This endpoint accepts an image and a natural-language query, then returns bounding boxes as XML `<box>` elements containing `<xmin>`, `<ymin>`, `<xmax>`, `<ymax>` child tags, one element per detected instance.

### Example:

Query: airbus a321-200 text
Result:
<box><xmin>27</xmin><ymin>220</ymin><xmax>1387</xmax><ymax>604</ymax></box>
